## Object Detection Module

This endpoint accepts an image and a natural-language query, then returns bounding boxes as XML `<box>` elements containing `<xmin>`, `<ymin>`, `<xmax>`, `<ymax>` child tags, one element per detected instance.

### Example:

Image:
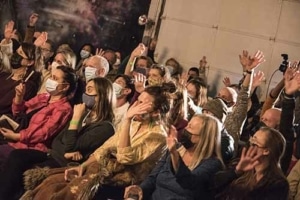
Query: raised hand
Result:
<box><xmin>166</xmin><ymin>126</ymin><xmax>178</xmax><ymax>153</ymax></box>
<box><xmin>246</xmin><ymin>50</ymin><xmax>265</xmax><ymax>71</ymax></box>
<box><xmin>126</xmin><ymin>100</ymin><xmax>152</xmax><ymax>120</ymax></box>
<box><xmin>199</xmin><ymin>56</ymin><xmax>208</xmax><ymax>69</ymax></box>
<box><xmin>29</xmin><ymin>13</ymin><xmax>39</xmax><ymax>26</ymax></box>
<box><xmin>4</xmin><ymin>20</ymin><xmax>16</xmax><ymax>42</ymax></box>
<box><xmin>95</xmin><ymin>48</ymin><xmax>105</xmax><ymax>56</ymax></box>
<box><xmin>235</xmin><ymin>146</ymin><xmax>262</xmax><ymax>173</ymax></box>
<box><xmin>34</xmin><ymin>32</ymin><xmax>48</xmax><ymax>47</ymax></box>
<box><xmin>239</xmin><ymin>50</ymin><xmax>251</xmax><ymax>70</ymax></box>
<box><xmin>222</xmin><ymin>77</ymin><xmax>231</xmax><ymax>87</ymax></box>
<box><xmin>124</xmin><ymin>185</ymin><xmax>143</xmax><ymax>200</ymax></box>
<box><xmin>252</xmin><ymin>71</ymin><xmax>265</xmax><ymax>88</ymax></box>
<box><xmin>133</xmin><ymin>73</ymin><xmax>146</xmax><ymax>93</ymax></box>
<box><xmin>131</xmin><ymin>43</ymin><xmax>146</xmax><ymax>58</ymax></box>
<box><xmin>284</xmin><ymin>64</ymin><xmax>300</xmax><ymax>95</ymax></box>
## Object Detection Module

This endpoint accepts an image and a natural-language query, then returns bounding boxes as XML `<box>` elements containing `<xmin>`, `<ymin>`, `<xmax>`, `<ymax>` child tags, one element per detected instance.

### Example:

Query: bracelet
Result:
<box><xmin>70</xmin><ymin>120</ymin><xmax>79</xmax><ymax>125</ymax></box>
<box><xmin>245</xmin><ymin>70</ymin><xmax>253</xmax><ymax>74</ymax></box>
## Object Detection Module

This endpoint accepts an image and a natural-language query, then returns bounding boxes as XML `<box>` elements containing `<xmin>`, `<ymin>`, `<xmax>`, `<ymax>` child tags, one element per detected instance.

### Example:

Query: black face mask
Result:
<box><xmin>179</xmin><ymin>129</ymin><xmax>195</xmax><ymax>149</ymax></box>
<box><xmin>10</xmin><ymin>53</ymin><xmax>23</xmax><ymax>69</ymax></box>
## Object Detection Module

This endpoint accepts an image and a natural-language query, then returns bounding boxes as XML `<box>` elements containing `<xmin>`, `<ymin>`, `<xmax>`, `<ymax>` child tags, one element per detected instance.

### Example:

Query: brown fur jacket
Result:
<box><xmin>21</xmin><ymin>148</ymin><xmax>159</xmax><ymax>200</ymax></box>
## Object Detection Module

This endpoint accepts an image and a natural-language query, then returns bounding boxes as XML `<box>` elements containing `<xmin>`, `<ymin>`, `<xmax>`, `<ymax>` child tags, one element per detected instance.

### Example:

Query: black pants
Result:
<box><xmin>0</xmin><ymin>149</ymin><xmax>60</xmax><ymax>200</ymax></box>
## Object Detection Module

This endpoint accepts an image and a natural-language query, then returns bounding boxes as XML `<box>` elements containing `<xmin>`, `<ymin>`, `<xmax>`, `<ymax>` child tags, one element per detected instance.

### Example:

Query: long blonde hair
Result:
<box><xmin>179</xmin><ymin>114</ymin><xmax>224</xmax><ymax>170</ymax></box>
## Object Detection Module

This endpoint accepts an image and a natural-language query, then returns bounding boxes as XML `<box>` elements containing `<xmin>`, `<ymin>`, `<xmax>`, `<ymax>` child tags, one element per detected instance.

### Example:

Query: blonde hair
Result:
<box><xmin>56</xmin><ymin>45</ymin><xmax>77</xmax><ymax>69</ymax></box>
<box><xmin>179</xmin><ymin>114</ymin><xmax>224</xmax><ymax>170</ymax></box>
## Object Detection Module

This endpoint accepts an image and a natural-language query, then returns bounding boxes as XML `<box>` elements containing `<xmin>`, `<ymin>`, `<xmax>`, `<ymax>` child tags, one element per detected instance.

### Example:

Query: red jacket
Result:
<box><xmin>9</xmin><ymin>93</ymin><xmax>72</xmax><ymax>152</ymax></box>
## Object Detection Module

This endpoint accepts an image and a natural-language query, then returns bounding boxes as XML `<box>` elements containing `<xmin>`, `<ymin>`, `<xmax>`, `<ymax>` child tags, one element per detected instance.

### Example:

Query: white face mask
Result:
<box><xmin>166</xmin><ymin>65</ymin><xmax>175</xmax><ymax>75</ymax></box>
<box><xmin>80</xmin><ymin>50</ymin><xmax>90</xmax><ymax>59</ymax></box>
<box><xmin>45</xmin><ymin>78</ymin><xmax>59</xmax><ymax>95</ymax></box>
<box><xmin>113</xmin><ymin>82</ymin><xmax>123</xmax><ymax>98</ymax></box>
<box><xmin>85</xmin><ymin>66</ymin><xmax>97</xmax><ymax>81</ymax></box>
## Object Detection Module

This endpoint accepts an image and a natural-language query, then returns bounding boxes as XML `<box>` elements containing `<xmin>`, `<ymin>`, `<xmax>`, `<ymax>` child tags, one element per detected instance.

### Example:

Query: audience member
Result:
<box><xmin>125</xmin><ymin>114</ymin><xmax>224</xmax><ymax>200</ymax></box>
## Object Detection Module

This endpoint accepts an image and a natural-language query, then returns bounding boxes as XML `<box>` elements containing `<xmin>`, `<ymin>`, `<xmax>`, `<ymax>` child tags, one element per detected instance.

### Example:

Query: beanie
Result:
<box><xmin>202</xmin><ymin>98</ymin><xmax>228</xmax><ymax>123</ymax></box>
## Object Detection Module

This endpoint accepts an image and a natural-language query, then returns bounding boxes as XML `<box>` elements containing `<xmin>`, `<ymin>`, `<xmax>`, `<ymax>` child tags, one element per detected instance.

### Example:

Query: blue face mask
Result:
<box><xmin>82</xmin><ymin>93</ymin><xmax>96</xmax><ymax>110</ymax></box>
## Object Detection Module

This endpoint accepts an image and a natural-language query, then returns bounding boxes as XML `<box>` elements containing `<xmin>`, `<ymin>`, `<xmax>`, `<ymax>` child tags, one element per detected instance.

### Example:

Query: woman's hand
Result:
<box><xmin>0</xmin><ymin>128</ymin><xmax>19</xmax><ymax>141</ymax></box>
<box><xmin>222</xmin><ymin>77</ymin><xmax>231</xmax><ymax>87</ymax></box>
<box><xmin>34</xmin><ymin>32</ymin><xmax>47</xmax><ymax>47</ymax></box>
<box><xmin>4</xmin><ymin>20</ymin><xmax>16</xmax><ymax>43</ymax></box>
<box><xmin>124</xmin><ymin>185</ymin><xmax>143</xmax><ymax>200</ymax></box>
<box><xmin>15</xmin><ymin>83</ymin><xmax>26</xmax><ymax>104</ymax></box>
<box><xmin>235</xmin><ymin>146</ymin><xmax>262</xmax><ymax>173</ymax></box>
<box><xmin>126</xmin><ymin>101</ymin><xmax>152</xmax><ymax>120</ymax></box>
<box><xmin>133</xmin><ymin>73</ymin><xmax>146</xmax><ymax>93</ymax></box>
<box><xmin>131</xmin><ymin>43</ymin><xmax>146</xmax><ymax>58</ymax></box>
<box><xmin>29</xmin><ymin>13</ymin><xmax>39</xmax><ymax>27</ymax></box>
<box><xmin>72</xmin><ymin>103</ymin><xmax>86</xmax><ymax>120</ymax></box>
<box><xmin>64</xmin><ymin>151</ymin><xmax>83</xmax><ymax>161</ymax></box>
<box><xmin>246</xmin><ymin>50</ymin><xmax>265</xmax><ymax>71</ymax></box>
<box><xmin>167</xmin><ymin>126</ymin><xmax>178</xmax><ymax>153</ymax></box>
<box><xmin>64</xmin><ymin>165</ymin><xmax>85</xmax><ymax>181</ymax></box>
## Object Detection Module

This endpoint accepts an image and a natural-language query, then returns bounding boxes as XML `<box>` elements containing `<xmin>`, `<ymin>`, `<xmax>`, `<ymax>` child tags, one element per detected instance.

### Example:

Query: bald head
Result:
<box><xmin>217</xmin><ymin>87</ymin><xmax>238</xmax><ymax>107</ymax></box>
<box><xmin>84</xmin><ymin>55</ymin><xmax>109</xmax><ymax>78</ymax></box>
<box><xmin>261</xmin><ymin>108</ymin><xmax>281</xmax><ymax>129</ymax></box>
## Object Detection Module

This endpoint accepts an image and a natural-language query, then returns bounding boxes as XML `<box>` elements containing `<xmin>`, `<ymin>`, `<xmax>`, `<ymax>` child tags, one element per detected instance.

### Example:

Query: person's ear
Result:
<box><xmin>262</xmin><ymin>148</ymin><xmax>270</xmax><ymax>156</ymax></box>
<box><xmin>98</xmin><ymin>67</ymin><xmax>105</xmax><ymax>77</ymax></box>
<box><xmin>27</xmin><ymin>60</ymin><xmax>34</xmax><ymax>66</ymax></box>
<box><xmin>62</xmin><ymin>84</ymin><xmax>70</xmax><ymax>93</ymax></box>
<box><xmin>123</xmin><ymin>88</ymin><xmax>131</xmax><ymax>96</ymax></box>
<box><xmin>151</xmin><ymin>110</ymin><xmax>160</xmax><ymax>118</ymax></box>
<box><xmin>49</xmin><ymin>51</ymin><xmax>54</xmax><ymax>58</ymax></box>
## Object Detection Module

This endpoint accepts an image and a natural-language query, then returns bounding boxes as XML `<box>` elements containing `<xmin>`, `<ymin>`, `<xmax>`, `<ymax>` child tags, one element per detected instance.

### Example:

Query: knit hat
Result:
<box><xmin>202</xmin><ymin>98</ymin><xmax>228</xmax><ymax>123</ymax></box>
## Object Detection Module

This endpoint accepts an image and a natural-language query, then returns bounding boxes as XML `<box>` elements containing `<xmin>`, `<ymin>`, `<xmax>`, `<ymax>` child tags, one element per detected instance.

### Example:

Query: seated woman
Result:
<box><xmin>21</xmin><ymin>84</ymin><xmax>172</xmax><ymax>200</ymax></box>
<box><xmin>0</xmin><ymin>77</ymin><xmax>115</xmax><ymax>200</ymax></box>
<box><xmin>0</xmin><ymin>66</ymin><xmax>76</xmax><ymax>165</ymax></box>
<box><xmin>124</xmin><ymin>114</ymin><xmax>224</xmax><ymax>200</ymax></box>
<box><xmin>214</xmin><ymin>127</ymin><xmax>288</xmax><ymax>200</ymax></box>
<box><xmin>0</xmin><ymin>43</ymin><xmax>40</xmax><ymax>115</ymax></box>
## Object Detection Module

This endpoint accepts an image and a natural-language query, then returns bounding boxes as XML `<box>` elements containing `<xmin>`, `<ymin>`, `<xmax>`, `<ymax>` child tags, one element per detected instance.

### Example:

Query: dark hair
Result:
<box><xmin>187</xmin><ymin>77</ymin><xmax>207</xmax><ymax>106</ymax></box>
<box><xmin>21</xmin><ymin>43</ymin><xmax>36</xmax><ymax>60</ymax></box>
<box><xmin>89</xmin><ymin>77</ymin><xmax>115</xmax><ymax>123</ymax></box>
<box><xmin>57</xmin><ymin>66</ymin><xmax>77</xmax><ymax>96</ymax></box>
<box><xmin>114</xmin><ymin>74</ymin><xmax>135</xmax><ymax>102</ymax></box>
<box><xmin>79</xmin><ymin>43</ymin><xmax>95</xmax><ymax>55</ymax></box>
<box><xmin>136</xmin><ymin>56</ymin><xmax>153</xmax><ymax>68</ymax></box>
<box><xmin>188</xmin><ymin>67</ymin><xmax>200</xmax><ymax>76</ymax></box>
<box><xmin>227</xmin><ymin>127</ymin><xmax>286</xmax><ymax>199</ymax></box>
<box><xmin>104</xmin><ymin>49</ymin><xmax>117</xmax><ymax>66</ymax></box>
<box><xmin>166</xmin><ymin>58</ymin><xmax>183</xmax><ymax>76</ymax></box>
<box><xmin>144</xmin><ymin>83</ymin><xmax>175</xmax><ymax>115</ymax></box>
<box><xmin>150</xmin><ymin>64</ymin><xmax>166</xmax><ymax>77</ymax></box>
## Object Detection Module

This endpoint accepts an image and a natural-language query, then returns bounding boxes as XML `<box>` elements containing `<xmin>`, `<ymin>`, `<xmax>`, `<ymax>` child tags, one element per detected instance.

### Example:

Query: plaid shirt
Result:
<box><xmin>9</xmin><ymin>93</ymin><xmax>72</xmax><ymax>152</ymax></box>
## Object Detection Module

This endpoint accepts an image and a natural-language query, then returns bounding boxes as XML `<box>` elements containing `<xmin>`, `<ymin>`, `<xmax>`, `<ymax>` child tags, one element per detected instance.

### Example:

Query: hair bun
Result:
<box><xmin>161</xmin><ymin>82</ymin><xmax>176</xmax><ymax>93</ymax></box>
